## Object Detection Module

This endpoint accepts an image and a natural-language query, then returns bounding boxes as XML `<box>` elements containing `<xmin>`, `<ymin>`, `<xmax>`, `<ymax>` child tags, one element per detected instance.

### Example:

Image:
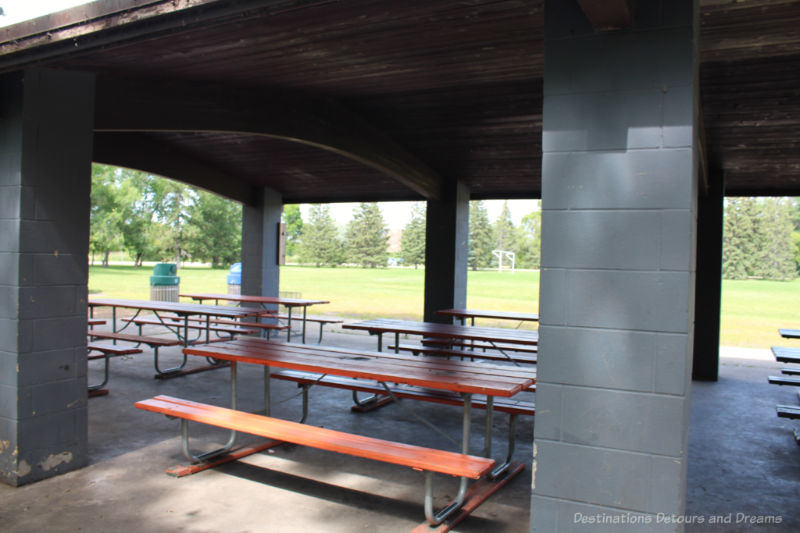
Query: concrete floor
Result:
<box><xmin>1</xmin><ymin>327</ymin><xmax>799</xmax><ymax>532</ymax></box>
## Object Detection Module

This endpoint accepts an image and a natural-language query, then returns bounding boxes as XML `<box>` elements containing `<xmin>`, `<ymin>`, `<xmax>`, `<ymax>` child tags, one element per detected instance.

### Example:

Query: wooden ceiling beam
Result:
<box><xmin>576</xmin><ymin>0</ymin><xmax>633</xmax><ymax>31</ymax></box>
<box><xmin>93</xmin><ymin>132</ymin><xmax>257</xmax><ymax>205</ymax></box>
<box><xmin>94</xmin><ymin>78</ymin><xmax>443</xmax><ymax>200</ymax></box>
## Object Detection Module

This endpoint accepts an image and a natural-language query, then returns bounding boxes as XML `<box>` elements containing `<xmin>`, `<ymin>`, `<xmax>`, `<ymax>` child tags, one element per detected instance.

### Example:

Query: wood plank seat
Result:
<box><xmin>275</xmin><ymin>314</ymin><xmax>342</xmax><ymax>343</ymax></box>
<box><xmin>772</xmin><ymin>346</ymin><xmax>800</xmax><ymax>364</ymax></box>
<box><xmin>270</xmin><ymin>369</ymin><xmax>536</xmax><ymax>416</ymax></box>
<box><xmin>768</xmin><ymin>376</ymin><xmax>800</xmax><ymax>386</ymax></box>
<box><xmin>779</xmin><ymin>329</ymin><xmax>800</xmax><ymax>339</ymax></box>
<box><xmin>88</xmin><ymin>331</ymin><xmax>196</xmax><ymax>376</ymax></box>
<box><xmin>777</xmin><ymin>404</ymin><xmax>800</xmax><ymax>419</ymax></box>
<box><xmin>421</xmin><ymin>338</ymin><xmax>538</xmax><ymax>354</ymax></box>
<box><xmin>136</xmin><ymin>395</ymin><xmax>496</xmax><ymax>479</ymax></box>
<box><xmin>86</xmin><ymin>342</ymin><xmax>145</xmax><ymax>396</ymax></box>
<box><xmin>87</xmin><ymin>342</ymin><xmax>143</xmax><ymax>357</ymax></box>
<box><xmin>389</xmin><ymin>344</ymin><xmax>537</xmax><ymax>365</ymax></box>
<box><xmin>124</xmin><ymin>317</ymin><xmax>257</xmax><ymax>336</ymax></box>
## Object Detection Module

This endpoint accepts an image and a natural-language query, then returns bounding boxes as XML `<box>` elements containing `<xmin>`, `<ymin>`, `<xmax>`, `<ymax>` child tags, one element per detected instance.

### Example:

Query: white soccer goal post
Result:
<box><xmin>492</xmin><ymin>250</ymin><xmax>515</xmax><ymax>273</ymax></box>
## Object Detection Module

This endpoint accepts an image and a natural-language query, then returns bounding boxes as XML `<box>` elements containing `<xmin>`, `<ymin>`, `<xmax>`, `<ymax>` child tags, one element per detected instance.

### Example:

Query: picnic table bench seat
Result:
<box><xmin>123</xmin><ymin>316</ymin><xmax>258</xmax><ymax>337</ymax></box>
<box><xmin>136</xmin><ymin>394</ymin><xmax>497</xmax><ymax>526</ymax></box>
<box><xmin>777</xmin><ymin>404</ymin><xmax>800</xmax><ymax>419</ymax></box>
<box><xmin>87</xmin><ymin>342</ymin><xmax>144</xmax><ymax>396</ymax></box>
<box><xmin>88</xmin><ymin>330</ymin><xmax>192</xmax><ymax>376</ymax></box>
<box><xmin>270</xmin><ymin>368</ymin><xmax>536</xmax><ymax>416</ymax></box>
<box><xmin>275</xmin><ymin>314</ymin><xmax>342</xmax><ymax>343</ymax></box>
<box><xmin>768</xmin><ymin>375</ymin><xmax>800</xmax><ymax>387</ymax></box>
<box><xmin>389</xmin><ymin>343</ymin><xmax>538</xmax><ymax>365</ymax></box>
<box><xmin>772</xmin><ymin>346</ymin><xmax>800</xmax><ymax>364</ymax></box>
<box><xmin>421</xmin><ymin>338</ymin><xmax>538</xmax><ymax>354</ymax></box>
<box><xmin>779</xmin><ymin>329</ymin><xmax>800</xmax><ymax>339</ymax></box>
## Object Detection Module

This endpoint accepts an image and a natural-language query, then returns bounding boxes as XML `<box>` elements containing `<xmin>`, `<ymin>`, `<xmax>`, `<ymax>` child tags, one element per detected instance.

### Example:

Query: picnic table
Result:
<box><xmin>435</xmin><ymin>308</ymin><xmax>539</xmax><ymax>327</ymax></box>
<box><xmin>181</xmin><ymin>292</ymin><xmax>330</xmax><ymax>343</ymax></box>
<box><xmin>342</xmin><ymin>318</ymin><xmax>539</xmax><ymax>364</ymax></box>
<box><xmin>136</xmin><ymin>338</ymin><xmax>533</xmax><ymax>529</ymax></box>
<box><xmin>88</xmin><ymin>298</ymin><xmax>269</xmax><ymax>376</ymax></box>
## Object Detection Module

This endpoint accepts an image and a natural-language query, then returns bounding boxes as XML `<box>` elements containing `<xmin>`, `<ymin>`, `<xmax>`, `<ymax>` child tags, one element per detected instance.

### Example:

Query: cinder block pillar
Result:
<box><xmin>533</xmin><ymin>1</ymin><xmax>698</xmax><ymax>530</ymax></box>
<box><xmin>423</xmin><ymin>179</ymin><xmax>469</xmax><ymax>323</ymax></box>
<box><xmin>241</xmin><ymin>188</ymin><xmax>282</xmax><ymax>299</ymax></box>
<box><xmin>0</xmin><ymin>69</ymin><xmax>95</xmax><ymax>486</ymax></box>
<box><xmin>692</xmin><ymin>168</ymin><xmax>724</xmax><ymax>381</ymax></box>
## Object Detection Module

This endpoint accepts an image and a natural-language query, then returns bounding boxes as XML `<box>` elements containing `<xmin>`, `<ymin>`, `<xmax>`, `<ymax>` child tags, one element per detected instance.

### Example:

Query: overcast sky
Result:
<box><xmin>0</xmin><ymin>0</ymin><xmax>99</xmax><ymax>28</ymax></box>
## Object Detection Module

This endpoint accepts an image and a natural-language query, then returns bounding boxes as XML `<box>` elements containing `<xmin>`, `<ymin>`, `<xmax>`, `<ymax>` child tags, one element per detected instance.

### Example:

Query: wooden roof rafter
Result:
<box><xmin>94</xmin><ymin>77</ymin><xmax>443</xmax><ymax>201</ymax></box>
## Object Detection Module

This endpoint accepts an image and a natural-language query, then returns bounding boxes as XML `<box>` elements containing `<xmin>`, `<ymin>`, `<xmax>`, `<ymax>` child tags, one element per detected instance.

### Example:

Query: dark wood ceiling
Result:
<box><xmin>1</xmin><ymin>0</ymin><xmax>799</xmax><ymax>202</ymax></box>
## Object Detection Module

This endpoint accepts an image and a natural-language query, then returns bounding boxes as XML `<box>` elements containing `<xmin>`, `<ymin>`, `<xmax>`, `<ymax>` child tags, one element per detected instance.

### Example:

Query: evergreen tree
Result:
<box><xmin>400</xmin><ymin>203</ymin><xmax>426</xmax><ymax>268</ymax></box>
<box><xmin>468</xmin><ymin>200</ymin><xmax>493</xmax><ymax>270</ymax></box>
<box><xmin>723</xmin><ymin>197</ymin><xmax>797</xmax><ymax>280</ymax></box>
<box><xmin>492</xmin><ymin>201</ymin><xmax>517</xmax><ymax>268</ymax></box>
<box><xmin>753</xmin><ymin>198</ymin><xmax>796</xmax><ymax>280</ymax></box>
<box><xmin>345</xmin><ymin>203</ymin><xmax>389</xmax><ymax>268</ymax></box>
<box><xmin>282</xmin><ymin>204</ymin><xmax>304</xmax><ymax>257</ymax></box>
<box><xmin>516</xmin><ymin>207</ymin><xmax>541</xmax><ymax>269</ymax></box>
<box><xmin>298</xmin><ymin>204</ymin><xmax>344</xmax><ymax>267</ymax></box>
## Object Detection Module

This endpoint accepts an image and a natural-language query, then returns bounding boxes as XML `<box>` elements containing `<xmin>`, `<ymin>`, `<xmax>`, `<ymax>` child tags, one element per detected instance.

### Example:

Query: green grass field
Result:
<box><xmin>88</xmin><ymin>265</ymin><xmax>800</xmax><ymax>347</ymax></box>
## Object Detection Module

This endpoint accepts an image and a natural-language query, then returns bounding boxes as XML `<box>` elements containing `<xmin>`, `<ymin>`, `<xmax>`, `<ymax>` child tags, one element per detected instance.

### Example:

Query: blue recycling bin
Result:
<box><xmin>227</xmin><ymin>262</ymin><xmax>242</xmax><ymax>294</ymax></box>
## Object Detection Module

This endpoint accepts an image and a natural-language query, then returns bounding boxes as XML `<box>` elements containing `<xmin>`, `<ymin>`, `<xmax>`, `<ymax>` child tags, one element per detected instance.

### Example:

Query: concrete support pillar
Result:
<box><xmin>532</xmin><ymin>1</ymin><xmax>698</xmax><ymax>530</ymax></box>
<box><xmin>423</xmin><ymin>179</ymin><xmax>469</xmax><ymax>323</ymax></box>
<box><xmin>0</xmin><ymin>69</ymin><xmax>95</xmax><ymax>486</ymax></box>
<box><xmin>241</xmin><ymin>188</ymin><xmax>282</xmax><ymax>299</ymax></box>
<box><xmin>692</xmin><ymin>168</ymin><xmax>724</xmax><ymax>381</ymax></box>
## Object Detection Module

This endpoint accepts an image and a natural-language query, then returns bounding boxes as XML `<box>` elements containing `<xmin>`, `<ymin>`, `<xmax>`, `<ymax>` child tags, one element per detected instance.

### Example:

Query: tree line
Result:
<box><xmin>722</xmin><ymin>197</ymin><xmax>797</xmax><ymax>280</ymax></box>
<box><xmin>90</xmin><ymin>165</ymin><xmax>543</xmax><ymax>270</ymax></box>
<box><xmin>90</xmin><ymin>164</ymin><xmax>241</xmax><ymax>267</ymax></box>
<box><xmin>289</xmin><ymin>200</ymin><xmax>542</xmax><ymax>270</ymax></box>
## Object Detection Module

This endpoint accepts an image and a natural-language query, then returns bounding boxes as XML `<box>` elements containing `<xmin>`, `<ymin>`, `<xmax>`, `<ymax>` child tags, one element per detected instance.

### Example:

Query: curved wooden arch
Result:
<box><xmin>94</xmin><ymin>78</ymin><xmax>443</xmax><ymax>201</ymax></box>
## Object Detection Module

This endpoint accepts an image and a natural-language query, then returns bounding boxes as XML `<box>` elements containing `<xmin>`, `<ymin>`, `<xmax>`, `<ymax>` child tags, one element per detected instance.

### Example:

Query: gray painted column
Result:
<box><xmin>241</xmin><ymin>188</ymin><xmax>282</xmax><ymax>298</ymax></box>
<box><xmin>692</xmin><ymin>168</ymin><xmax>724</xmax><ymax>381</ymax></box>
<box><xmin>532</xmin><ymin>2</ymin><xmax>698</xmax><ymax>531</ymax></box>
<box><xmin>0</xmin><ymin>69</ymin><xmax>95</xmax><ymax>486</ymax></box>
<box><xmin>423</xmin><ymin>179</ymin><xmax>469</xmax><ymax>323</ymax></box>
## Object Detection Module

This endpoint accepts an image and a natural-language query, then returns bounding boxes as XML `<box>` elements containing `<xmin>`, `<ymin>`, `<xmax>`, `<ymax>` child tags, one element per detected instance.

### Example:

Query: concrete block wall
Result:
<box><xmin>532</xmin><ymin>1</ymin><xmax>698</xmax><ymax>530</ymax></box>
<box><xmin>0</xmin><ymin>69</ymin><xmax>95</xmax><ymax>485</ymax></box>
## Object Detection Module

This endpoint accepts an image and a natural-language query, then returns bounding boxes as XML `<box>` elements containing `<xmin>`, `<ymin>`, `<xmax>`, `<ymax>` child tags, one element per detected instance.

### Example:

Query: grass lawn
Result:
<box><xmin>88</xmin><ymin>265</ymin><xmax>800</xmax><ymax>347</ymax></box>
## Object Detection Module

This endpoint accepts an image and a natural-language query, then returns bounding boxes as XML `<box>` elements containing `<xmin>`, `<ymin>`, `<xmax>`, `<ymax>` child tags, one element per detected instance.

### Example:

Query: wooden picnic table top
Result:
<box><xmin>436</xmin><ymin>308</ymin><xmax>539</xmax><ymax>322</ymax></box>
<box><xmin>184</xmin><ymin>338</ymin><xmax>534</xmax><ymax>397</ymax></box>
<box><xmin>779</xmin><ymin>328</ymin><xmax>800</xmax><ymax>339</ymax></box>
<box><xmin>342</xmin><ymin>318</ymin><xmax>539</xmax><ymax>346</ymax></box>
<box><xmin>180</xmin><ymin>293</ymin><xmax>329</xmax><ymax>307</ymax></box>
<box><xmin>88</xmin><ymin>298</ymin><xmax>267</xmax><ymax>318</ymax></box>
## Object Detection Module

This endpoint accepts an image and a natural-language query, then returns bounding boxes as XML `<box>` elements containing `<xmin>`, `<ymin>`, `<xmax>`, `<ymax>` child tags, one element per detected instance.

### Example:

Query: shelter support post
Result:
<box><xmin>241</xmin><ymin>188</ymin><xmax>282</xmax><ymax>301</ymax></box>
<box><xmin>0</xmin><ymin>68</ymin><xmax>95</xmax><ymax>486</ymax></box>
<box><xmin>532</xmin><ymin>1</ymin><xmax>698</xmax><ymax>530</ymax></box>
<box><xmin>693</xmin><ymin>168</ymin><xmax>724</xmax><ymax>381</ymax></box>
<box><xmin>423</xmin><ymin>179</ymin><xmax>469</xmax><ymax>323</ymax></box>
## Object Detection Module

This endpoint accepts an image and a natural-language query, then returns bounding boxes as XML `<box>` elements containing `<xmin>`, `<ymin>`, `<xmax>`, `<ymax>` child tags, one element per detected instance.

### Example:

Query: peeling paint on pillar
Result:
<box><xmin>40</xmin><ymin>451</ymin><xmax>73</xmax><ymax>471</ymax></box>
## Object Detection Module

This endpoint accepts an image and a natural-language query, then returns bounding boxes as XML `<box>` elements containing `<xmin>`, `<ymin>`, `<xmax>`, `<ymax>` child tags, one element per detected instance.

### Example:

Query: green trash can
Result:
<box><xmin>150</xmin><ymin>263</ymin><xmax>180</xmax><ymax>302</ymax></box>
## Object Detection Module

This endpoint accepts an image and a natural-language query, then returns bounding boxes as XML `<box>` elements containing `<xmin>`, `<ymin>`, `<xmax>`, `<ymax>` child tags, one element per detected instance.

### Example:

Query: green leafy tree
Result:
<box><xmin>89</xmin><ymin>164</ymin><xmax>124</xmax><ymax>267</ymax></box>
<box><xmin>345</xmin><ymin>203</ymin><xmax>389</xmax><ymax>268</ymax></box>
<box><xmin>298</xmin><ymin>204</ymin><xmax>345</xmax><ymax>267</ymax></box>
<box><xmin>184</xmin><ymin>190</ymin><xmax>242</xmax><ymax>267</ymax></box>
<box><xmin>149</xmin><ymin>179</ymin><xmax>191</xmax><ymax>266</ymax></box>
<box><xmin>282</xmin><ymin>204</ymin><xmax>304</xmax><ymax>257</ymax></box>
<box><xmin>468</xmin><ymin>200</ymin><xmax>493</xmax><ymax>270</ymax></box>
<box><xmin>516</xmin><ymin>207</ymin><xmax>541</xmax><ymax>269</ymax></box>
<box><xmin>400</xmin><ymin>203</ymin><xmax>426</xmax><ymax>268</ymax></box>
